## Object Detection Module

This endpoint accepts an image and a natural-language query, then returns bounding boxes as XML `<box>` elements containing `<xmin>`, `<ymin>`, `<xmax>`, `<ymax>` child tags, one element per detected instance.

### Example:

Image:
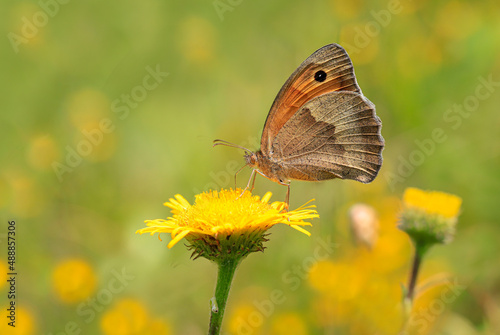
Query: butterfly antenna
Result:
<box><xmin>213</xmin><ymin>139</ymin><xmax>252</xmax><ymax>155</ymax></box>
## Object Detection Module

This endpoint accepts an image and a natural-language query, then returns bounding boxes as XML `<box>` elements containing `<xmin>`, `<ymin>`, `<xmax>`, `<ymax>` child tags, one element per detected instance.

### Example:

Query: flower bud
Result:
<box><xmin>399</xmin><ymin>187</ymin><xmax>462</xmax><ymax>247</ymax></box>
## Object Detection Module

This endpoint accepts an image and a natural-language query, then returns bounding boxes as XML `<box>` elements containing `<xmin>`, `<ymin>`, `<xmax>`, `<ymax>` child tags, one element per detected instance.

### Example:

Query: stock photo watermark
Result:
<box><xmin>51</xmin><ymin>64</ymin><xmax>169</xmax><ymax>182</ymax></box>
<box><xmin>3</xmin><ymin>220</ymin><xmax>17</xmax><ymax>329</ymax></box>
<box><xmin>226</xmin><ymin>236</ymin><xmax>338</xmax><ymax>335</ymax></box>
<box><xmin>7</xmin><ymin>0</ymin><xmax>71</xmax><ymax>53</ymax></box>
<box><xmin>342</xmin><ymin>0</ymin><xmax>404</xmax><ymax>54</ymax></box>
<box><xmin>213</xmin><ymin>0</ymin><xmax>244</xmax><ymax>21</ymax></box>
<box><xmin>385</xmin><ymin>74</ymin><xmax>500</xmax><ymax>191</ymax></box>
<box><xmin>401</xmin><ymin>277</ymin><xmax>467</xmax><ymax>335</ymax></box>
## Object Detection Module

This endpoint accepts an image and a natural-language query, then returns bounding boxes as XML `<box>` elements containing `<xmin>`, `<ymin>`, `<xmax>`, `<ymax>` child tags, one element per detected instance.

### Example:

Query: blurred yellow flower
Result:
<box><xmin>27</xmin><ymin>135</ymin><xmax>60</xmax><ymax>170</ymax></box>
<box><xmin>309</xmin><ymin>260</ymin><xmax>366</xmax><ymax>301</ymax></box>
<box><xmin>308</xmin><ymin>260</ymin><xmax>337</xmax><ymax>292</ymax></box>
<box><xmin>405</xmin><ymin>270</ymin><xmax>456</xmax><ymax>335</ymax></box>
<box><xmin>365</xmin><ymin>196</ymin><xmax>411</xmax><ymax>273</ymax></box>
<box><xmin>0</xmin><ymin>306</ymin><xmax>35</xmax><ymax>335</ymax></box>
<box><xmin>330</xmin><ymin>0</ymin><xmax>362</xmax><ymax>20</ymax></box>
<box><xmin>52</xmin><ymin>259</ymin><xmax>97</xmax><ymax>304</ymax></box>
<box><xmin>66</xmin><ymin>88</ymin><xmax>110</xmax><ymax>131</ymax></box>
<box><xmin>64</xmin><ymin>88</ymin><xmax>117</xmax><ymax>162</ymax></box>
<box><xmin>270</xmin><ymin>312</ymin><xmax>308</xmax><ymax>335</ymax></box>
<box><xmin>403</xmin><ymin>187</ymin><xmax>462</xmax><ymax>219</ymax></box>
<box><xmin>400</xmin><ymin>186</ymin><xmax>462</xmax><ymax>245</ymax></box>
<box><xmin>6</xmin><ymin>172</ymin><xmax>45</xmax><ymax>218</ymax></box>
<box><xmin>309</xmin><ymin>195</ymin><xmax>412</xmax><ymax>333</ymax></box>
<box><xmin>178</xmin><ymin>16</ymin><xmax>216</xmax><ymax>65</ymax></box>
<box><xmin>80</xmin><ymin>122</ymin><xmax>117</xmax><ymax>163</ymax></box>
<box><xmin>100</xmin><ymin>299</ymin><xmax>149</xmax><ymax>335</ymax></box>
<box><xmin>396</xmin><ymin>33</ymin><xmax>443</xmax><ymax>80</ymax></box>
<box><xmin>357</xmin><ymin>276</ymin><xmax>404</xmax><ymax>334</ymax></box>
<box><xmin>310</xmin><ymin>260</ymin><xmax>405</xmax><ymax>333</ymax></box>
<box><xmin>227</xmin><ymin>303</ymin><xmax>263</xmax><ymax>335</ymax></box>
<box><xmin>435</xmin><ymin>1</ymin><xmax>480</xmax><ymax>41</ymax></box>
<box><xmin>145</xmin><ymin>318</ymin><xmax>172</xmax><ymax>335</ymax></box>
<box><xmin>100</xmin><ymin>299</ymin><xmax>171</xmax><ymax>335</ymax></box>
<box><xmin>8</xmin><ymin>3</ymin><xmax>45</xmax><ymax>50</ymax></box>
<box><xmin>398</xmin><ymin>0</ymin><xmax>419</xmax><ymax>15</ymax></box>
<box><xmin>137</xmin><ymin>189</ymin><xmax>318</xmax><ymax>261</ymax></box>
<box><xmin>311</xmin><ymin>296</ymin><xmax>351</xmax><ymax>329</ymax></box>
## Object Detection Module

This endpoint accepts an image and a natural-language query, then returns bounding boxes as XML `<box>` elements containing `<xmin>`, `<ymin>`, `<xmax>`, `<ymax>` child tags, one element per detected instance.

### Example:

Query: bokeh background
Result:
<box><xmin>1</xmin><ymin>0</ymin><xmax>499</xmax><ymax>334</ymax></box>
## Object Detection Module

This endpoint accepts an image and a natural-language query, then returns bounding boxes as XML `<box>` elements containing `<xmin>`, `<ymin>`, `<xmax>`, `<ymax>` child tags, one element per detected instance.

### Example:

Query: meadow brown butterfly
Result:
<box><xmin>214</xmin><ymin>44</ymin><xmax>384</xmax><ymax>206</ymax></box>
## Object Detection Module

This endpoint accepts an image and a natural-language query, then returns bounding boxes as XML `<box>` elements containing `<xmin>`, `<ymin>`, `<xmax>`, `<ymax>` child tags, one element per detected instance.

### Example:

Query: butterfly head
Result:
<box><xmin>244</xmin><ymin>150</ymin><xmax>289</xmax><ymax>185</ymax></box>
<box><xmin>244</xmin><ymin>151</ymin><xmax>259</xmax><ymax>168</ymax></box>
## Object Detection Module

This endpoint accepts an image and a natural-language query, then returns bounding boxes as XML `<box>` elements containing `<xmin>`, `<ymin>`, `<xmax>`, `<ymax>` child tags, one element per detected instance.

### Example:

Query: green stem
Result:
<box><xmin>400</xmin><ymin>244</ymin><xmax>429</xmax><ymax>334</ymax></box>
<box><xmin>406</xmin><ymin>249</ymin><xmax>421</xmax><ymax>302</ymax></box>
<box><xmin>208</xmin><ymin>257</ymin><xmax>239</xmax><ymax>335</ymax></box>
<box><xmin>406</xmin><ymin>243</ymin><xmax>429</xmax><ymax>302</ymax></box>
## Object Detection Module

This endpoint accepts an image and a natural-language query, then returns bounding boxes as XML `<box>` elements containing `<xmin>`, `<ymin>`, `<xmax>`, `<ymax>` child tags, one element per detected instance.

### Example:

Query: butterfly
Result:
<box><xmin>214</xmin><ymin>44</ymin><xmax>384</xmax><ymax>206</ymax></box>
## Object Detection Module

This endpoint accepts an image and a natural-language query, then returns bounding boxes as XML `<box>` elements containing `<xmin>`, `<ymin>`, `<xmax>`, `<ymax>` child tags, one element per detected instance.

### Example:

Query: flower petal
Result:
<box><xmin>167</xmin><ymin>229</ymin><xmax>191</xmax><ymax>248</ymax></box>
<box><xmin>261</xmin><ymin>192</ymin><xmax>273</xmax><ymax>203</ymax></box>
<box><xmin>289</xmin><ymin>225</ymin><xmax>311</xmax><ymax>236</ymax></box>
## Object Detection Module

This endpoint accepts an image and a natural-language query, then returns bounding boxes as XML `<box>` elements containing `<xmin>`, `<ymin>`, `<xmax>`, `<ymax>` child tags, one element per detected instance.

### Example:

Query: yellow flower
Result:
<box><xmin>145</xmin><ymin>318</ymin><xmax>172</xmax><ymax>335</ymax></box>
<box><xmin>52</xmin><ymin>259</ymin><xmax>97</xmax><ymax>304</ymax></box>
<box><xmin>403</xmin><ymin>187</ymin><xmax>462</xmax><ymax>219</ymax></box>
<box><xmin>309</xmin><ymin>260</ymin><xmax>366</xmax><ymax>301</ymax></box>
<box><xmin>100</xmin><ymin>299</ymin><xmax>172</xmax><ymax>335</ymax></box>
<box><xmin>0</xmin><ymin>306</ymin><xmax>36</xmax><ymax>335</ymax></box>
<box><xmin>178</xmin><ymin>16</ymin><xmax>216</xmax><ymax>65</ymax></box>
<box><xmin>227</xmin><ymin>303</ymin><xmax>263</xmax><ymax>335</ymax></box>
<box><xmin>399</xmin><ymin>187</ymin><xmax>462</xmax><ymax>246</ymax></box>
<box><xmin>27</xmin><ymin>135</ymin><xmax>60</xmax><ymax>170</ymax></box>
<box><xmin>100</xmin><ymin>299</ymin><xmax>149</xmax><ymax>335</ymax></box>
<box><xmin>136</xmin><ymin>188</ymin><xmax>318</xmax><ymax>262</ymax></box>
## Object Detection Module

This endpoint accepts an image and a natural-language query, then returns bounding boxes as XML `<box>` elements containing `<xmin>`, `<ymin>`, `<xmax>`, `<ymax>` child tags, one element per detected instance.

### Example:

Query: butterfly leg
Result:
<box><xmin>284</xmin><ymin>183</ymin><xmax>290</xmax><ymax>211</ymax></box>
<box><xmin>249</xmin><ymin>169</ymin><xmax>257</xmax><ymax>192</ymax></box>
<box><xmin>238</xmin><ymin>169</ymin><xmax>256</xmax><ymax>199</ymax></box>
<box><xmin>233</xmin><ymin>164</ymin><xmax>247</xmax><ymax>189</ymax></box>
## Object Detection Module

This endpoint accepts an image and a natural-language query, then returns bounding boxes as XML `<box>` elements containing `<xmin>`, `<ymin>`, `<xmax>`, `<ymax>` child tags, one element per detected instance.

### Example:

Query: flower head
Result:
<box><xmin>0</xmin><ymin>306</ymin><xmax>35</xmax><ymax>335</ymax></box>
<box><xmin>136</xmin><ymin>188</ymin><xmax>318</xmax><ymax>263</ymax></box>
<box><xmin>399</xmin><ymin>187</ymin><xmax>462</xmax><ymax>247</ymax></box>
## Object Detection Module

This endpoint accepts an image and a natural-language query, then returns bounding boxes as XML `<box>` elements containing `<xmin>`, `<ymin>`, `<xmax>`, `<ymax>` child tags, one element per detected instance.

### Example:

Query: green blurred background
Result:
<box><xmin>1</xmin><ymin>0</ymin><xmax>499</xmax><ymax>334</ymax></box>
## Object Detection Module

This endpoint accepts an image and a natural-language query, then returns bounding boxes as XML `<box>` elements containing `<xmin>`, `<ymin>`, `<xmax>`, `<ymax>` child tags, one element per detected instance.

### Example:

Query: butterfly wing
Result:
<box><xmin>270</xmin><ymin>91</ymin><xmax>384</xmax><ymax>183</ymax></box>
<box><xmin>261</xmin><ymin>44</ymin><xmax>362</xmax><ymax>155</ymax></box>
